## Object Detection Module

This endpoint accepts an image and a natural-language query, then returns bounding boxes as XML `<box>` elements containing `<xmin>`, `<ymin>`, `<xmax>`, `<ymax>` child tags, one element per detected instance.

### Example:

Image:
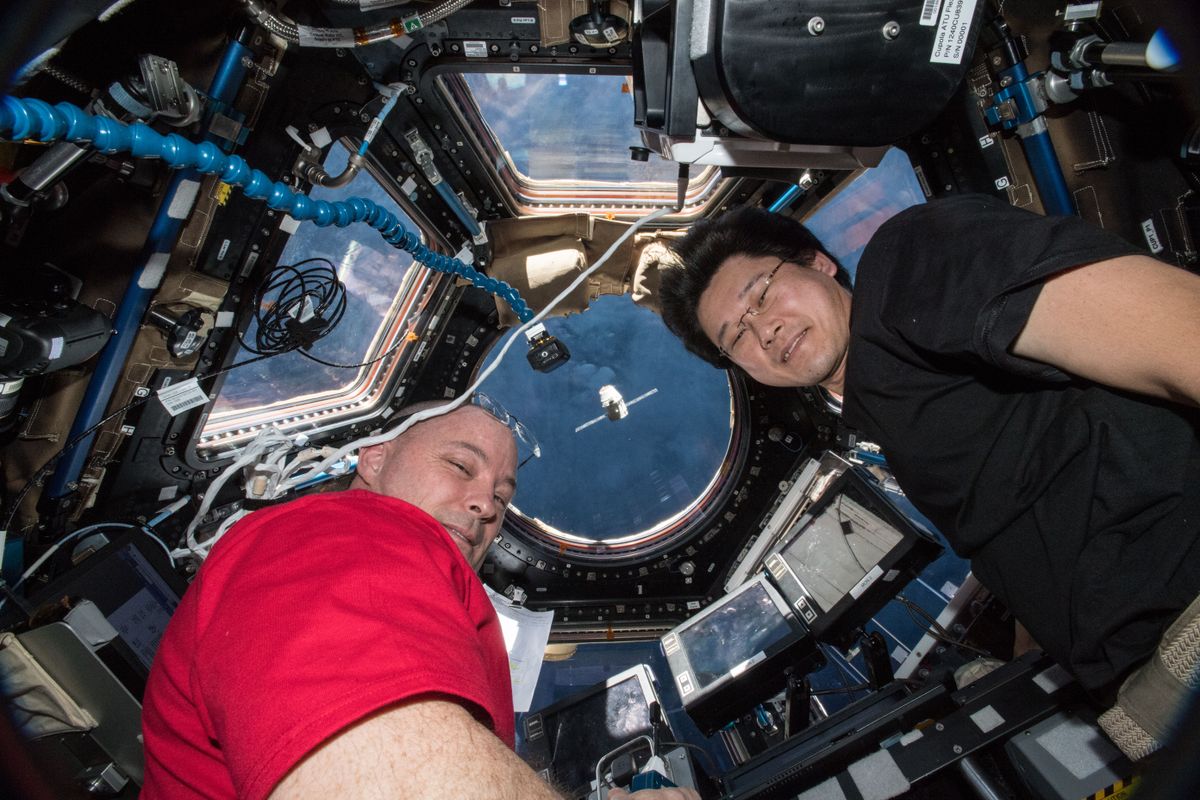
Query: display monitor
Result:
<box><xmin>765</xmin><ymin>467</ymin><xmax>942</xmax><ymax>646</ymax></box>
<box><xmin>661</xmin><ymin>574</ymin><xmax>819</xmax><ymax>733</ymax></box>
<box><xmin>521</xmin><ymin>664</ymin><xmax>662</xmax><ymax>799</ymax></box>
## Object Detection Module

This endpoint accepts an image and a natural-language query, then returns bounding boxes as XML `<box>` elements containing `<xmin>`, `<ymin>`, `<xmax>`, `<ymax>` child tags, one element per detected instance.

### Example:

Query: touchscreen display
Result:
<box><xmin>676</xmin><ymin>581</ymin><xmax>794</xmax><ymax>691</ymax></box>
<box><xmin>777</xmin><ymin>495</ymin><xmax>901</xmax><ymax>613</ymax></box>
<box><xmin>542</xmin><ymin>674</ymin><xmax>652</xmax><ymax>796</ymax></box>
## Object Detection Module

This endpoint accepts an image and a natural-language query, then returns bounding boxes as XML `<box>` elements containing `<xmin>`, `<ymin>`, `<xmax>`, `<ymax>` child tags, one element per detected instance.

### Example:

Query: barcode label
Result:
<box><xmin>920</xmin><ymin>0</ymin><xmax>944</xmax><ymax>25</ymax></box>
<box><xmin>158</xmin><ymin>378</ymin><xmax>209</xmax><ymax>416</ymax></box>
<box><xmin>929</xmin><ymin>0</ymin><xmax>979</xmax><ymax>64</ymax></box>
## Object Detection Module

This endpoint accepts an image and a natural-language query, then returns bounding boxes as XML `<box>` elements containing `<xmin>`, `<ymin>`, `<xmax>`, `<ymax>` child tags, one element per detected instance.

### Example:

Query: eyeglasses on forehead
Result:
<box><xmin>471</xmin><ymin>392</ymin><xmax>541</xmax><ymax>466</ymax></box>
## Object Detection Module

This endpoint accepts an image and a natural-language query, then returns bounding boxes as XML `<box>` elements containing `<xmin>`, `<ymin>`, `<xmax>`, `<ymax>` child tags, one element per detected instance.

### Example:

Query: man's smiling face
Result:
<box><xmin>696</xmin><ymin>252</ymin><xmax>853</xmax><ymax>392</ymax></box>
<box><xmin>354</xmin><ymin>406</ymin><xmax>518</xmax><ymax>570</ymax></box>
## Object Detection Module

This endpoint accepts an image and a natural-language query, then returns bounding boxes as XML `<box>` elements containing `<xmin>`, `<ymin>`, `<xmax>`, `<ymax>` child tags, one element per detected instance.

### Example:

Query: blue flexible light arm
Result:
<box><xmin>0</xmin><ymin>96</ymin><xmax>532</xmax><ymax>321</ymax></box>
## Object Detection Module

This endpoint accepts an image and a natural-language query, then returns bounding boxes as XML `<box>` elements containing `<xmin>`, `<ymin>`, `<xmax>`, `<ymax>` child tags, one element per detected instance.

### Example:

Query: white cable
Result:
<box><xmin>181</xmin><ymin>205</ymin><xmax>675</xmax><ymax>561</ymax></box>
<box><xmin>179</xmin><ymin>429</ymin><xmax>291</xmax><ymax>559</ymax></box>
<box><xmin>274</xmin><ymin>205</ymin><xmax>676</xmax><ymax>493</ymax></box>
<box><xmin>0</xmin><ymin>522</ymin><xmax>134</xmax><ymax>611</ymax></box>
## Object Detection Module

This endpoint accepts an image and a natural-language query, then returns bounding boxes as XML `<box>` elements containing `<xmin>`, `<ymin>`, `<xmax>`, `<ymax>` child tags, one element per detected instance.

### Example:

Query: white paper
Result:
<box><xmin>65</xmin><ymin>600</ymin><xmax>119</xmax><ymax>648</ymax></box>
<box><xmin>485</xmin><ymin>585</ymin><xmax>554</xmax><ymax>713</ymax></box>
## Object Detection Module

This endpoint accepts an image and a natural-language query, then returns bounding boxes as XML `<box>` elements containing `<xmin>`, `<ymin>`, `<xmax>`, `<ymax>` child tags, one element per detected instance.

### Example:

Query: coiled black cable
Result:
<box><xmin>238</xmin><ymin>257</ymin><xmax>347</xmax><ymax>355</ymax></box>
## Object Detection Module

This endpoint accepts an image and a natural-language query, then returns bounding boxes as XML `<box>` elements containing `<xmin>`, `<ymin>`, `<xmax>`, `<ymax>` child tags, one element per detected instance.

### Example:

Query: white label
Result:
<box><xmin>511</xmin><ymin>16</ymin><xmax>536</xmax><ymax>24</ymax></box>
<box><xmin>401</xmin><ymin>176</ymin><xmax>418</xmax><ymax>196</ymax></box>
<box><xmin>310</xmin><ymin>127</ymin><xmax>333</xmax><ymax>149</ymax></box>
<box><xmin>463</xmin><ymin>40</ymin><xmax>489</xmax><ymax>58</ymax></box>
<box><xmin>930</xmin><ymin>0</ymin><xmax>979</xmax><ymax>64</ymax></box>
<box><xmin>994</xmin><ymin>176</ymin><xmax>1011</xmax><ymax>190</ymax></box>
<box><xmin>138</xmin><ymin>252</ymin><xmax>170</xmax><ymax>290</ymax></box>
<box><xmin>1036</xmin><ymin>717</ymin><xmax>1121</xmax><ymax>780</ymax></box>
<box><xmin>454</xmin><ymin>245</ymin><xmax>474</xmax><ymax>265</ymax></box>
<box><xmin>157</xmin><ymin>377</ymin><xmax>209</xmax><ymax>416</ymax></box>
<box><xmin>291</xmin><ymin>295</ymin><xmax>316</xmax><ymax>323</ymax></box>
<box><xmin>603</xmin><ymin>26</ymin><xmax>621</xmax><ymax>42</ymax></box>
<box><xmin>1141</xmin><ymin>218</ymin><xmax>1164</xmax><ymax>253</ymax></box>
<box><xmin>978</xmin><ymin>134</ymin><xmax>995</xmax><ymax>149</ymax></box>
<box><xmin>940</xmin><ymin>580</ymin><xmax>960</xmax><ymax>598</ymax></box>
<box><xmin>216</xmin><ymin>238</ymin><xmax>231</xmax><ymax>261</ymax></box>
<box><xmin>1032</xmin><ymin>663</ymin><xmax>1074</xmax><ymax>694</ymax></box>
<box><xmin>280</xmin><ymin>215</ymin><xmax>301</xmax><ymax>234</ymax></box>
<box><xmin>899</xmin><ymin>729</ymin><xmax>924</xmax><ymax>746</ymax></box>
<box><xmin>157</xmin><ymin>485</ymin><xmax>178</xmax><ymax>501</ymax></box>
<box><xmin>215</xmin><ymin>311</ymin><xmax>235</xmax><ymax>328</ymax></box>
<box><xmin>891</xmin><ymin>644</ymin><xmax>910</xmax><ymax>663</ymax></box>
<box><xmin>970</xmin><ymin>705</ymin><xmax>1004</xmax><ymax>733</ymax></box>
<box><xmin>849</xmin><ymin>564</ymin><xmax>884</xmax><ymax>599</ymax></box>
<box><xmin>1063</xmin><ymin>2</ymin><xmax>1102</xmax><ymax>22</ymax></box>
<box><xmin>686</xmin><ymin>600</ymin><xmax>701</xmax><ymax>610</ymax></box>
<box><xmin>167</xmin><ymin>179</ymin><xmax>201</xmax><ymax>219</ymax></box>
<box><xmin>296</xmin><ymin>25</ymin><xmax>356</xmax><ymax>48</ymax></box>
<box><xmin>920</xmin><ymin>0</ymin><xmax>944</xmax><ymax>25</ymax></box>
<box><xmin>49</xmin><ymin>336</ymin><xmax>64</xmax><ymax>359</ymax></box>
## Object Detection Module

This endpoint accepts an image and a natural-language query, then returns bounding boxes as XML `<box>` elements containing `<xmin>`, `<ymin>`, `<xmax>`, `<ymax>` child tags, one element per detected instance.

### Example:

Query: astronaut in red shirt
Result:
<box><xmin>142</xmin><ymin>401</ymin><xmax>696</xmax><ymax>800</ymax></box>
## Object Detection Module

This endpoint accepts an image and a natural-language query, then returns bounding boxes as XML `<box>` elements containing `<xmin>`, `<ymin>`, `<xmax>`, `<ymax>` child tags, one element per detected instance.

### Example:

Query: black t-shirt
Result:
<box><xmin>842</xmin><ymin>195</ymin><xmax>1200</xmax><ymax>692</ymax></box>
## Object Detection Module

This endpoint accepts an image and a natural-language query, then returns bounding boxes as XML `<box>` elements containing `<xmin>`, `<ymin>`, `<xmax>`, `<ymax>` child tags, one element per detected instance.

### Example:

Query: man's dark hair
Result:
<box><xmin>659</xmin><ymin>206</ymin><xmax>850</xmax><ymax>367</ymax></box>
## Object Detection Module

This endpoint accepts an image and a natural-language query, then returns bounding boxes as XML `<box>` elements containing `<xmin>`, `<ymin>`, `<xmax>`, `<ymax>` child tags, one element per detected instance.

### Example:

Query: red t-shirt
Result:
<box><xmin>140</xmin><ymin>490</ymin><xmax>514</xmax><ymax>799</ymax></box>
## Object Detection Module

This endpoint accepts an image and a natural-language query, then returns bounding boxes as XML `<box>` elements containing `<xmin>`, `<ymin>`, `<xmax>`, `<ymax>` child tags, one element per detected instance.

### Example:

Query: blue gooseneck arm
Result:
<box><xmin>0</xmin><ymin>70</ymin><xmax>531</xmax><ymax>503</ymax></box>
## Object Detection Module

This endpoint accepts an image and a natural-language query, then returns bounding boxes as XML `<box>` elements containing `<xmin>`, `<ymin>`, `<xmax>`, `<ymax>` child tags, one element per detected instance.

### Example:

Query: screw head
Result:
<box><xmin>882</xmin><ymin>21</ymin><xmax>900</xmax><ymax>40</ymax></box>
<box><xmin>808</xmin><ymin>17</ymin><xmax>825</xmax><ymax>35</ymax></box>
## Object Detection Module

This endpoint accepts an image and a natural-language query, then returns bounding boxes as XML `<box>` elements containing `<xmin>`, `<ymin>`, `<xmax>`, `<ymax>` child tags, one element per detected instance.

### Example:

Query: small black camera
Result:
<box><xmin>525</xmin><ymin>323</ymin><xmax>570</xmax><ymax>373</ymax></box>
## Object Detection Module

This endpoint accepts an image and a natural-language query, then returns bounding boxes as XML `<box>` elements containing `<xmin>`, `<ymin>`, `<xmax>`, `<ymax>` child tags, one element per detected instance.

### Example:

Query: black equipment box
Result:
<box><xmin>688</xmin><ymin>0</ymin><xmax>986</xmax><ymax>145</ymax></box>
<box><xmin>660</xmin><ymin>574</ymin><xmax>821</xmax><ymax>734</ymax></box>
<box><xmin>764</xmin><ymin>467</ymin><xmax>941</xmax><ymax>648</ymax></box>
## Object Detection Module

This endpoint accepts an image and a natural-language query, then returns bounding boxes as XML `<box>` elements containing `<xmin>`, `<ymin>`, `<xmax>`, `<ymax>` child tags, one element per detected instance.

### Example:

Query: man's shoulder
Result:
<box><xmin>858</xmin><ymin>195</ymin><xmax>1016</xmax><ymax>283</ymax></box>
<box><xmin>245</xmin><ymin>489</ymin><xmax>428</xmax><ymax>526</ymax></box>
<box><xmin>209</xmin><ymin>489</ymin><xmax>446</xmax><ymax>564</ymax></box>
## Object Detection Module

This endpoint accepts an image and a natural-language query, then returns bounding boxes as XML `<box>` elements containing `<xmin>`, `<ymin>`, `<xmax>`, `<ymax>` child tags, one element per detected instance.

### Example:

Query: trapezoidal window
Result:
<box><xmin>197</xmin><ymin>143</ymin><xmax>443</xmax><ymax>451</ymax></box>
<box><xmin>439</xmin><ymin>71</ymin><xmax>726</xmax><ymax>217</ymax></box>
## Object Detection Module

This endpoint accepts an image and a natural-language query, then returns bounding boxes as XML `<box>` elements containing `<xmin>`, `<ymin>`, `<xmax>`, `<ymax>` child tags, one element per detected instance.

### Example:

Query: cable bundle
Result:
<box><xmin>240</xmin><ymin>258</ymin><xmax>347</xmax><ymax>355</ymax></box>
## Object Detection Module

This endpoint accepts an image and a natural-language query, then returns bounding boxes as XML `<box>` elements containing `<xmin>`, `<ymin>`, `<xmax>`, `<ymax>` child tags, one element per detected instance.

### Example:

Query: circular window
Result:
<box><xmin>480</xmin><ymin>295</ymin><xmax>736</xmax><ymax>554</ymax></box>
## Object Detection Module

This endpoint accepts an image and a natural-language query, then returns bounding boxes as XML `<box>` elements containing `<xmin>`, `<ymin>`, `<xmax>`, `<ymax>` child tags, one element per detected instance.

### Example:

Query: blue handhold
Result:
<box><xmin>0</xmin><ymin>95</ymin><xmax>533</xmax><ymax>321</ymax></box>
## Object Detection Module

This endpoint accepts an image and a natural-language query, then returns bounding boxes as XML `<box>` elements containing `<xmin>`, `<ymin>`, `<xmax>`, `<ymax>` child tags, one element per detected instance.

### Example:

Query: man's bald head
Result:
<box><xmin>351</xmin><ymin>404</ymin><xmax>518</xmax><ymax>569</ymax></box>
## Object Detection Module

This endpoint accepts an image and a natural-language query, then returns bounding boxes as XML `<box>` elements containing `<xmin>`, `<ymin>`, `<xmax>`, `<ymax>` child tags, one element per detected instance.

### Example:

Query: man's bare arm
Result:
<box><xmin>268</xmin><ymin>698</ymin><xmax>562</xmax><ymax>800</ymax></box>
<box><xmin>1012</xmin><ymin>254</ymin><xmax>1200</xmax><ymax>406</ymax></box>
<box><xmin>267</xmin><ymin>698</ymin><xmax>702</xmax><ymax>800</ymax></box>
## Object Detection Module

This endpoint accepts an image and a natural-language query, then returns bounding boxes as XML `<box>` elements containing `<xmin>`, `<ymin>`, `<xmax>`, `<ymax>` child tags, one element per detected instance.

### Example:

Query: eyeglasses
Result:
<box><xmin>471</xmin><ymin>392</ymin><xmax>541</xmax><ymax>467</ymax></box>
<box><xmin>718</xmin><ymin>258</ymin><xmax>787</xmax><ymax>359</ymax></box>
